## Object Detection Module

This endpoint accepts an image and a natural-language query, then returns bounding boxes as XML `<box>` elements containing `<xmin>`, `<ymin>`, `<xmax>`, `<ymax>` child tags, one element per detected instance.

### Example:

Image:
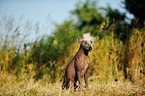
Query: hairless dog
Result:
<box><xmin>62</xmin><ymin>33</ymin><xmax>96</xmax><ymax>90</ymax></box>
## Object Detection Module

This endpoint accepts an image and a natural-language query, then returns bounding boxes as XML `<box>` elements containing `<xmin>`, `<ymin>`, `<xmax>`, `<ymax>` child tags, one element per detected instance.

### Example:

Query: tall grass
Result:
<box><xmin>122</xmin><ymin>28</ymin><xmax>145</xmax><ymax>82</ymax></box>
<box><xmin>0</xmin><ymin>18</ymin><xmax>145</xmax><ymax>81</ymax></box>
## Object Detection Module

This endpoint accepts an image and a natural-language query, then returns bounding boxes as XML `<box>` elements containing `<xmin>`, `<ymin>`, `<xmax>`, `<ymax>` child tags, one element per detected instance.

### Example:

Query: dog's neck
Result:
<box><xmin>79</xmin><ymin>44</ymin><xmax>88</xmax><ymax>56</ymax></box>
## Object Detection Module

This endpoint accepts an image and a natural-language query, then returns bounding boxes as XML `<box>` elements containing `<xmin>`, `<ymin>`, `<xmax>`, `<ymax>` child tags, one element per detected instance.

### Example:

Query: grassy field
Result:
<box><xmin>1</xmin><ymin>72</ymin><xmax>145</xmax><ymax>96</ymax></box>
<box><xmin>1</xmin><ymin>1</ymin><xmax>145</xmax><ymax>95</ymax></box>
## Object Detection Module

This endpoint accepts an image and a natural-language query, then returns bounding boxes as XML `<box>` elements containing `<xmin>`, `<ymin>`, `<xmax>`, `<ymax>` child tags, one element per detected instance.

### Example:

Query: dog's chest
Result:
<box><xmin>76</xmin><ymin>55</ymin><xmax>90</xmax><ymax>71</ymax></box>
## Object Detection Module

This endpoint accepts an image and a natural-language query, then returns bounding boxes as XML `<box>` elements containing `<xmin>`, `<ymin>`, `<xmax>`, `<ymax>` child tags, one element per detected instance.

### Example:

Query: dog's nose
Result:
<box><xmin>89</xmin><ymin>46</ymin><xmax>92</xmax><ymax>50</ymax></box>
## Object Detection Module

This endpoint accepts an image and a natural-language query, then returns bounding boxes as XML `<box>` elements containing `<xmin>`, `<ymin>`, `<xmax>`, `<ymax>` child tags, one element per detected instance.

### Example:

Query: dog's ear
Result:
<box><xmin>93</xmin><ymin>37</ymin><xmax>96</xmax><ymax>44</ymax></box>
<box><xmin>77</xmin><ymin>37</ymin><xmax>83</xmax><ymax>44</ymax></box>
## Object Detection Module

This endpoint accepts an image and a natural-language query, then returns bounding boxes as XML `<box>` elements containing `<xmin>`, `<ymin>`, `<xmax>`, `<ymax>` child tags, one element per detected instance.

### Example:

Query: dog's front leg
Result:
<box><xmin>77</xmin><ymin>71</ymin><xmax>82</xmax><ymax>89</ymax></box>
<box><xmin>84</xmin><ymin>70</ymin><xmax>89</xmax><ymax>88</ymax></box>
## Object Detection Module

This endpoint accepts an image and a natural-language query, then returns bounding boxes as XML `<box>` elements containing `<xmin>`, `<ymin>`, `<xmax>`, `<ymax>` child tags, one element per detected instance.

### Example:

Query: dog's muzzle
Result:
<box><xmin>89</xmin><ymin>46</ymin><xmax>92</xmax><ymax>50</ymax></box>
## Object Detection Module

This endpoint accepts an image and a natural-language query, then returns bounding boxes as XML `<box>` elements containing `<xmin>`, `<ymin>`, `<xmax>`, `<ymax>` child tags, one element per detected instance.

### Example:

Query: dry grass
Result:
<box><xmin>0</xmin><ymin>73</ymin><xmax>145</xmax><ymax>96</ymax></box>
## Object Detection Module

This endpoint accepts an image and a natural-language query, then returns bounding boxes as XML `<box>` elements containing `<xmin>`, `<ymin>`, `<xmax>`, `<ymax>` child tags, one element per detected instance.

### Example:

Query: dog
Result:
<box><xmin>62</xmin><ymin>33</ymin><xmax>96</xmax><ymax>90</ymax></box>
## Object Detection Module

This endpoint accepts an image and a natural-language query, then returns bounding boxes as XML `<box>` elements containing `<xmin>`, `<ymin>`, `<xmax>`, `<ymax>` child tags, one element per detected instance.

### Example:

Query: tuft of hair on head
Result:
<box><xmin>77</xmin><ymin>33</ymin><xmax>96</xmax><ymax>44</ymax></box>
<box><xmin>83</xmin><ymin>33</ymin><xmax>91</xmax><ymax>38</ymax></box>
<box><xmin>83</xmin><ymin>33</ymin><xmax>92</xmax><ymax>41</ymax></box>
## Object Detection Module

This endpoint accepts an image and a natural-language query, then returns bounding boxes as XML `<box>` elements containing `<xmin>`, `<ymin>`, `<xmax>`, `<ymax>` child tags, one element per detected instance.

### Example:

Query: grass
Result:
<box><xmin>0</xmin><ymin>72</ymin><xmax>145</xmax><ymax>96</ymax></box>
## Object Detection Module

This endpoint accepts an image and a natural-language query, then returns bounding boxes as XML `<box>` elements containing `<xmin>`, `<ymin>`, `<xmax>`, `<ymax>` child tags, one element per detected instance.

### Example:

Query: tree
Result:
<box><xmin>103</xmin><ymin>6</ymin><xmax>126</xmax><ymax>24</ymax></box>
<box><xmin>125</xmin><ymin>0</ymin><xmax>145</xmax><ymax>26</ymax></box>
<box><xmin>102</xmin><ymin>6</ymin><xmax>128</xmax><ymax>42</ymax></box>
<box><xmin>71</xmin><ymin>0</ymin><xmax>103</xmax><ymax>29</ymax></box>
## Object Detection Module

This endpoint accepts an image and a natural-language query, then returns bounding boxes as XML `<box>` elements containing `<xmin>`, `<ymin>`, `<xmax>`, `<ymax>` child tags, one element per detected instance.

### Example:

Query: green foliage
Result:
<box><xmin>71</xmin><ymin>0</ymin><xmax>103</xmax><ymax>28</ymax></box>
<box><xmin>102</xmin><ymin>6</ymin><xmax>126</xmax><ymax>24</ymax></box>
<box><xmin>100</xmin><ymin>6</ymin><xmax>128</xmax><ymax>42</ymax></box>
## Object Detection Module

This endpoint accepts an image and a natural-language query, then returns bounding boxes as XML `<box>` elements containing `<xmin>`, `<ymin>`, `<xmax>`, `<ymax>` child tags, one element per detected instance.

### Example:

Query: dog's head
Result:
<box><xmin>77</xmin><ymin>33</ymin><xmax>96</xmax><ymax>52</ymax></box>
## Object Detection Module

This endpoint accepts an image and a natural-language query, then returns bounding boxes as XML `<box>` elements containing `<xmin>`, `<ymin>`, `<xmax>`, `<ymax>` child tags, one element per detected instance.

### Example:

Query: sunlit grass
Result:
<box><xmin>0</xmin><ymin>73</ymin><xmax>145</xmax><ymax>96</ymax></box>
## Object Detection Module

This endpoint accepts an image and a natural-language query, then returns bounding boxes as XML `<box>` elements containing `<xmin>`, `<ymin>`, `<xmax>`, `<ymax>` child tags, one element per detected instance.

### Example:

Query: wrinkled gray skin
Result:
<box><xmin>62</xmin><ymin>34</ymin><xmax>96</xmax><ymax>90</ymax></box>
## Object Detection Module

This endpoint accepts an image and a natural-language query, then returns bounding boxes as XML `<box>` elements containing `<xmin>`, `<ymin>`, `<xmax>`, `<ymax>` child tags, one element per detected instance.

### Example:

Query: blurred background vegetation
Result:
<box><xmin>0</xmin><ymin>0</ymin><xmax>145</xmax><ymax>85</ymax></box>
